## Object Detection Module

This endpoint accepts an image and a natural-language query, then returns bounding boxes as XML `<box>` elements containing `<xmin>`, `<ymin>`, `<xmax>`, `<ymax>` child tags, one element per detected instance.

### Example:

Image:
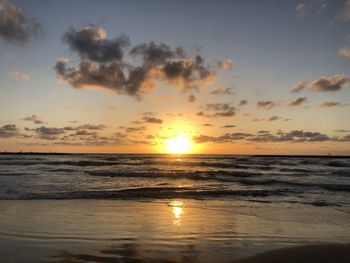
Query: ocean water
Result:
<box><xmin>0</xmin><ymin>154</ymin><xmax>350</xmax><ymax>207</ymax></box>
<box><xmin>1</xmin><ymin>154</ymin><xmax>350</xmax><ymax>262</ymax></box>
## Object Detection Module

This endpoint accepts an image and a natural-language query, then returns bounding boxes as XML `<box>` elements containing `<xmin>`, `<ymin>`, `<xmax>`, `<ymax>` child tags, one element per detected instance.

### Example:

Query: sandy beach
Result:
<box><xmin>0</xmin><ymin>199</ymin><xmax>349</xmax><ymax>263</ymax></box>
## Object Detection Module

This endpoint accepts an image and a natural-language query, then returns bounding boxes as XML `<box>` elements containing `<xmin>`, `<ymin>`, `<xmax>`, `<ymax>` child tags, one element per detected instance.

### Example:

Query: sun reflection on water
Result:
<box><xmin>169</xmin><ymin>200</ymin><xmax>184</xmax><ymax>226</ymax></box>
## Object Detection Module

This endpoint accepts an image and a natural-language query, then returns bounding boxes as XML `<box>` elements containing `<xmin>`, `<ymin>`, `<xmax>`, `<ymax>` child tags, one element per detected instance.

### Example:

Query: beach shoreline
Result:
<box><xmin>0</xmin><ymin>199</ymin><xmax>349</xmax><ymax>262</ymax></box>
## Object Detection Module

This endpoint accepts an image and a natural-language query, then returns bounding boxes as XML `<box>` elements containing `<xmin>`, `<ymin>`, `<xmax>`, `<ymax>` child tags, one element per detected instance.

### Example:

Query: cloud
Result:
<box><xmin>268</xmin><ymin>116</ymin><xmax>282</xmax><ymax>121</ymax></box>
<box><xmin>256</xmin><ymin>100</ymin><xmax>276</xmax><ymax>110</ymax></box>
<box><xmin>338</xmin><ymin>47</ymin><xmax>350</xmax><ymax>58</ymax></box>
<box><xmin>202</xmin><ymin>123</ymin><xmax>214</xmax><ymax>127</ymax></box>
<box><xmin>0</xmin><ymin>0</ymin><xmax>42</xmax><ymax>45</ymax></box>
<box><xmin>196</xmin><ymin>103</ymin><xmax>236</xmax><ymax>118</ymax></box>
<box><xmin>316</xmin><ymin>101</ymin><xmax>349</xmax><ymax>108</ymax></box>
<box><xmin>295</xmin><ymin>3</ymin><xmax>307</xmax><ymax>15</ymax></box>
<box><xmin>34</xmin><ymin>126</ymin><xmax>66</xmax><ymax>140</ymax></box>
<box><xmin>63</xmin><ymin>27</ymin><xmax>130</xmax><ymax>63</ymax></box>
<box><xmin>239</xmin><ymin>99</ymin><xmax>248</xmax><ymax>106</ymax></box>
<box><xmin>120</xmin><ymin>126</ymin><xmax>146</xmax><ymax>133</ymax></box>
<box><xmin>188</xmin><ymin>94</ymin><xmax>196</xmax><ymax>103</ymax></box>
<box><xmin>249</xmin><ymin>130</ymin><xmax>330</xmax><ymax>143</ymax></box>
<box><xmin>130</xmin><ymin>41</ymin><xmax>185</xmax><ymax>65</ymax></box>
<box><xmin>193</xmin><ymin>132</ymin><xmax>252</xmax><ymax>143</ymax></box>
<box><xmin>56</xmin><ymin>27</ymin><xmax>216</xmax><ymax>99</ymax></box>
<box><xmin>287</xmin><ymin>97</ymin><xmax>308</xmax><ymax>107</ymax></box>
<box><xmin>339</xmin><ymin>0</ymin><xmax>350</xmax><ymax>21</ymax></box>
<box><xmin>193</xmin><ymin>129</ymin><xmax>338</xmax><ymax>144</ymax></box>
<box><xmin>9</xmin><ymin>70</ymin><xmax>30</xmax><ymax>81</ymax></box>
<box><xmin>222</xmin><ymin>125</ymin><xmax>236</xmax><ymax>128</ymax></box>
<box><xmin>21</xmin><ymin>114</ymin><xmax>44</xmax><ymax>124</ymax></box>
<box><xmin>210</xmin><ymin>86</ymin><xmax>234</xmax><ymax>95</ymax></box>
<box><xmin>217</xmin><ymin>59</ymin><xmax>235</xmax><ymax>70</ymax></box>
<box><xmin>25</xmin><ymin>123</ymin><xmax>107</xmax><ymax>140</ymax></box>
<box><xmin>335</xmin><ymin>129</ymin><xmax>350</xmax><ymax>133</ymax></box>
<box><xmin>292</xmin><ymin>80</ymin><xmax>307</xmax><ymax>93</ymax></box>
<box><xmin>75</xmin><ymin>124</ymin><xmax>107</xmax><ymax>130</ymax></box>
<box><xmin>0</xmin><ymin>124</ymin><xmax>20</xmax><ymax>138</ymax></box>
<box><xmin>308</xmin><ymin>74</ymin><xmax>349</xmax><ymax>92</ymax></box>
<box><xmin>142</xmin><ymin>116</ymin><xmax>163</xmax><ymax>124</ymax></box>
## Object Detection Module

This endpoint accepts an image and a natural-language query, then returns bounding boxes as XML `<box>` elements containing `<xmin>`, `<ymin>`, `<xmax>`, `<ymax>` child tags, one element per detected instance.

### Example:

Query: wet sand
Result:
<box><xmin>0</xmin><ymin>200</ymin><xmax>349</xmax><ymax>262</ymax></box>
<box><xmin>234</xmin><ymin>243</ymin><xmax>350</xmax><ymax>263</ymax></box>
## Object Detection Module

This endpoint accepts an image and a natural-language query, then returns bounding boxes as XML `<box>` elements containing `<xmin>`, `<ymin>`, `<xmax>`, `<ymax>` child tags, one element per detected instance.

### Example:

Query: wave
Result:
<box><xmin>17</xmin><ymin>187</ymin><xmax>291</xmax><ymax>200</ymax></box>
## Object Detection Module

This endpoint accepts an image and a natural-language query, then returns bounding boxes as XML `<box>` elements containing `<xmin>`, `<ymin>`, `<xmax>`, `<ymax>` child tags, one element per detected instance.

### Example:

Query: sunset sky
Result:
<box><xmin>1</xmin><ymin>0</ymin><xmax>350</xmax><ymax>154</ymax></box>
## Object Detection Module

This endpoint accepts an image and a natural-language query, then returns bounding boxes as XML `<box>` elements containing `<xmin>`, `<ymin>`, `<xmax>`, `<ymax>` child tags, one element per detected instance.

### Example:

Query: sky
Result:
<box><xmin>0</xmin><ymin>0</ymin><xmax>350</xmax><ymax>154</ymax></box>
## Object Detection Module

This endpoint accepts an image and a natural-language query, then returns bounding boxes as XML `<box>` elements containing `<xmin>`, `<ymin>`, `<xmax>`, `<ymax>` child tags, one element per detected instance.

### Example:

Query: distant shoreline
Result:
<box><xmin>0</xmin><ymin>152</ymin><xmax>349</xmax><ymax>158</ymax></box>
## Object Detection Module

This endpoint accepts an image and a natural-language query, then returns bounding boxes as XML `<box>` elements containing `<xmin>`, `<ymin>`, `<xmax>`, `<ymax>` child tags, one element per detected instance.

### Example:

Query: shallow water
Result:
<box><xmin>0</xmin><ymin>199</ymin><xmax>349</xmax><ymax>262</ymax></box>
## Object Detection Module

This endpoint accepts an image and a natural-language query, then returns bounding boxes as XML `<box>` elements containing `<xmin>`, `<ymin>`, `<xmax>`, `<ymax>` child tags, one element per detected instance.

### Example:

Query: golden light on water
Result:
<box><xmin>169</xmin><ymin>200</ymin><xmax>184</xmax><ymax>226</ymax></box>
<box><xmin>165</xmin><ymin>132</ymin><xmax>192</xmax><ymax>154</ymax></box>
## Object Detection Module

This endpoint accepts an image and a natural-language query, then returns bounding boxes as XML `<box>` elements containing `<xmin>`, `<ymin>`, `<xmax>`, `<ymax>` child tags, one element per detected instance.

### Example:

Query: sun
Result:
<box><xmin>166</xmin><ymin>132</ymin><xmax>192</xmax><ymax>154</ymax></box>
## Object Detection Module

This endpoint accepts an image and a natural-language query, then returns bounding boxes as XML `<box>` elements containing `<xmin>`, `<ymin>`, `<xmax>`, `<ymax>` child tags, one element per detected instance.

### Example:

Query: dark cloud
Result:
<box><xmin>124</xmin><ymin>126</ymin><xmax>146</xmax><ymax>133</ymax></box>
<box><xmin>308</xmin><ymin>74</ymin><xmax>349</xmax><ymax>92</ymax></box>
<box><xmin>34</xmin><ymin>126</ymin><xmax>66</xmax><ymax>140</ymax></box>
<box><xmin>130</xmin><ymin>41</ymin><xmax>185</xmax><ymax>65</ymax></box>
<box><xmin>161</xmin><ymin>55</ymin><xmax>215</xmax><ymax>90</ymax></box>
<box><xmin>239</xmin><ymin>99</ymin><xmax>248</xmax><ymax>106</ymax></box>
<box><xmin>63</xmin><ymin>27</ymin><xmax>130</xmax><ymax>63</ymax></box>
<box><xmin>292</xmin><ymin>80</ymin><xmax>307</xmax><ymax>93</ymax></box>
<box><xmin>256</xmin><ymin>100</ymin><xmax>276</xmax><ymax>110</ymax></box>
<box><xmin>188</xmin><ymin>94</ymin><xmax>196</xmax><ymax>103</ymax></box>
<box><xmin>193</xmin><ymin>132</ymin><xmax>253</xmax><ymax>143</ymax></box>
<box><xmin>210</xmin><ymin>86</ymin><xmax>234</xmax><ymax>95</ymax></box>
<box><xmin>194</xmin><ymin>130</ymin><xmax>336</xmax><ymax>144</ymax></box>
<box><xmin>316</xmin><ymin>101</ymin><xmax>349</xmax><ymax>108</ymax></box>
<box><xmin>202</xmin><ymin>123</ymin><xmax>214</xmax><ymax>127</ymax></box>
<box><xmin>21</xmin><ymin>114</ymin><xmax>45</xmax><ymax>124</ymax></box>
<box><xmin>56</xmin><ymin>27</ymin><xmax>216</xmax><ymax>99</ymax></box>
<box><xmin>27</xmin><ymin>123</ymin><xmax>107</xmax><ymax>140</ymax></box>
<box><xmin>196</xmin><ymin>103</ymin><xmax>236</xmax><ymax>118</ymax></box>
<box><xmin>0</xmin><ymin>124</ymin><xmax>21</xmax><ymax>138</ymax></box>
<box><xmin>0</xmin><ymin>0</ymin><xmax>42</xmax><ymax>45</ymax></box>
<box><xmin>222</xmin><ymin>125</ymin><xmax>236</xmax><ymax>128</ymax></box>
<box><xmin>249</xmin><ymin>130</ymin><xmax>330</xmax><ymax>143</ymax></box>
<box><xmin>142</xmin><ymin>116</ymin><xmax>163</xmax><ymax>124</ymax></box>
<box><xmin>268</xmin><ymin>116</ymin><xmax>281</xmax><ymax>121</ymax></box>
<box><xmin>75</xmin><ymin>124</ymin><xmax>106</xmax><ymax>130</ymax></box>
<box><xmin>287</xmin><ymin>97</ymin><xmax>308</xmax><ymax>107</ymax></box>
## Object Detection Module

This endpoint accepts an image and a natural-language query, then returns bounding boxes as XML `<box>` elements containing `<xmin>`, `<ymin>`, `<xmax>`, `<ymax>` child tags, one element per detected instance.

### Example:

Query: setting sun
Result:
<box><xmin>166</xmin><ymin>132</ymin><xmax>192</xmax><ymax>154</ymax></box>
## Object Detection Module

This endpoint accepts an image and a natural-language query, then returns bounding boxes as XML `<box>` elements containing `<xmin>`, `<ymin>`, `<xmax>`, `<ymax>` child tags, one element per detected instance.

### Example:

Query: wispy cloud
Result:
<box><xmin>256</xmin><ymin>100</ymin><xmax>276</xmax><ymax>111</ymax></box>
<box><xmin>338</xmin><ymin>47</ymin><xmax>350</xmax><ymax>58</ymax></box>
<box><xmin>196</xmin><ymin>103</ymin><xmax>236</xmax><ymax>118</ymax></box>
<box><xmin>217</xmin><ymin>59</ymin><xmax>235</xmax><ymax>70</ymax></box>
<box><xmin>295</xmin><ymin>3</ymin><xmax>307</xmax><ymax>15</ymax></box>
<box><xmin>292</xmin><ymin>80</ymin><xmax>308</xmax><ymax>93</ymax></box>
<box><xmin>287</xmin><ymin>97</ymin><xmax>308</xmax><ymax>107</ymax></box>
<box><xmin>210</xmin><ymin>86</ymin><xmax>234</xmax><ymax>95</ymax></box>
<box><xmin>308</xmin><ymin>74</ymin><xmax>349</xmax><ymax>92</ymax></box>
<box><xmin>9</xmin><ymin>70</ymin><xmax>30</xmax><ymax>81</ymax></box>
<box><xmin>316</xmin><ymin>101</ymin><xmax>349</xmax><ymax>108</ymax></box>
<box><xmin>21</xmin><ymin>114</ymin><xmax>45</xmax><ymax>124</ymax></box>
<box><xmin>339</xmin><ymin>0</ymin><xmax>350</xmax><ymax>21</ymax></box>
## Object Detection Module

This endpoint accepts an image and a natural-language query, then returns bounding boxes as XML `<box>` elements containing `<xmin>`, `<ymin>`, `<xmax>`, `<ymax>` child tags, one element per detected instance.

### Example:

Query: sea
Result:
<box><xmin>0</xmin><ymin>154</ymin><xmax>350</xmax><ymax>205</ymax></box>
<box><xmin>0</xmin><ymin>153</ymin><xmax>350</xmax><ymax>262</ymax></box>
